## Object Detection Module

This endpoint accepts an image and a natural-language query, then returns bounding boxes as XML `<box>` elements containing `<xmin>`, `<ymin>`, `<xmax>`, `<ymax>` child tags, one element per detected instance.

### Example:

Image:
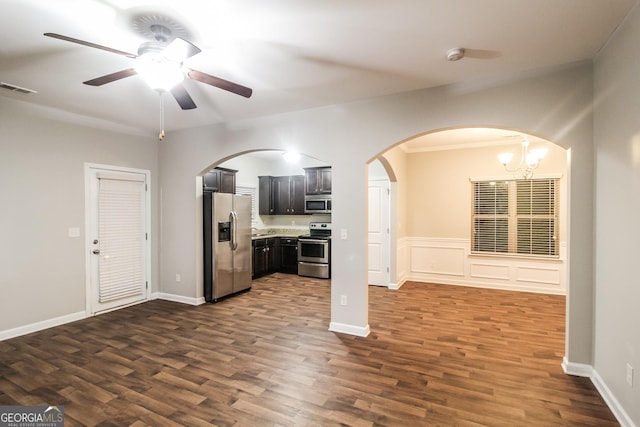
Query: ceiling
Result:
<box><xmin>1</xmin><ymin>0</ymin><xmax>637</xmax><ymax>139</ymax></box>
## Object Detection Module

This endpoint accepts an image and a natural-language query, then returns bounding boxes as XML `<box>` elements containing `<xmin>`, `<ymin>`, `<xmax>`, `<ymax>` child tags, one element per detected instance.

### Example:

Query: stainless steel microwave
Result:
<box><xmin>304</xmin><ymin>195</ymin><xmax>332</xmax><ymax>214</ymax></box>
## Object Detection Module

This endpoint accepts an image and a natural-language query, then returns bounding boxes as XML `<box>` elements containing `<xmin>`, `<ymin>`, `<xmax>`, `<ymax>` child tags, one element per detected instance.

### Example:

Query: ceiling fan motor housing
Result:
<box><xmin>149</xmin><ymin>24</ymin><xmax>171</xmax><ymax>42</ymax></box>
<box><xmin>130</xmin><ymin>14</ymin><xmax>191</xmax><ymax>43</ymax></box>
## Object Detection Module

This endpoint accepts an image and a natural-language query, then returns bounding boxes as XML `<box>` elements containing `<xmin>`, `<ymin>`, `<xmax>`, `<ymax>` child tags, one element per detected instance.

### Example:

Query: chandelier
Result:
<box><xmin>498</xmin><ymin>136</ymin><xmax>547</xmax><ymax>179</ymax></box>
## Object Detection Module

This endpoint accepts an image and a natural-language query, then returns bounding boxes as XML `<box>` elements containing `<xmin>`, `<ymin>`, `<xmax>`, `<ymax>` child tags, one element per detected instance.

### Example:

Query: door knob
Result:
<box><xmin>92</xmin><ymin>249</ymin><xmax>101</xmax><ymax>255</ymax></box>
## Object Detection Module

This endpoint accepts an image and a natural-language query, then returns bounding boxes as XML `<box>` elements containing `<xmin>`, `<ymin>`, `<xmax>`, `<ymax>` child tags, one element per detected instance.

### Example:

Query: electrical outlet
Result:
<box><xmin>340</xmin><ymin>228</ymin><xmax>348</xmax><ymax>240</ymax></box>
<box><xmin>175</xmin><ymin>274</ymin><xmax>181</xmax><ymax>283</ymax></box>
<box><xmin>626</xmin><ymin>363</ymin><xmax>634</xmax><ymax>387</ymax></box>
<box><xmin>340</xmin><ymin>295</ymin><xmax>347</xmax><ymax>306</ymax></box>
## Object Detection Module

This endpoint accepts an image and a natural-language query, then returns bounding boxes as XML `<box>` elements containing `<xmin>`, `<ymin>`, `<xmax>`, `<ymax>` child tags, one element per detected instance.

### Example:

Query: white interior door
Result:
<box><xmin>86</xmin><ymin>166</ymin><xmax>149</xmax><ymax>314</ymax></box>
<box><xmin>368</xmin><ymin>178</ymin><xmax>390</xmax><ymax>286</ymax></box>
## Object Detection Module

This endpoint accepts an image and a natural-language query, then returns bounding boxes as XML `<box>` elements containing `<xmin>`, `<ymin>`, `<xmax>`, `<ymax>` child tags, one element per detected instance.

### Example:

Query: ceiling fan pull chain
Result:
<box><xmin>158</xmin><ymin>91</ymin><xmax>165</xmax><ymax>140</ymax></box>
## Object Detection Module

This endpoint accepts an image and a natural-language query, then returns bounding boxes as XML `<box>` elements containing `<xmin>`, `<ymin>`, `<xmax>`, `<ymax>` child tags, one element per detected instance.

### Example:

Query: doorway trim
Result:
<box><xmin>368</xmin><ymin>177</ymin><xmax>391</xmax><ymax>286</ymax></box>
<box><xmin>84</xmin><ymin>163</ymin><xmax>152</xmax><ymax>316</ymax></box>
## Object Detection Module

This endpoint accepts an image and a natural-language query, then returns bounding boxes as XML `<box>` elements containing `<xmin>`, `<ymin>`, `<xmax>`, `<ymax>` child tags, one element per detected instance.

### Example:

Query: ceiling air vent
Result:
<box><xmin>0</xmin><ymin>82</ymin><xmax>37</xmax><ymax>95</ymax></box>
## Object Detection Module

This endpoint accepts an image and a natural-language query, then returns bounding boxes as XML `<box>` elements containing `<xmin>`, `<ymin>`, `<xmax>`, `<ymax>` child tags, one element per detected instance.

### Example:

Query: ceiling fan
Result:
<box><xmin>44</xmin><ymin>24</ymin><xmax>253</xmax><ymax>112</ymax></box>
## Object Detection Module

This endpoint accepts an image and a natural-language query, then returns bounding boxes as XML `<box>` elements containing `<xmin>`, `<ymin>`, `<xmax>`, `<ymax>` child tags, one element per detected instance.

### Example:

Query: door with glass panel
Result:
<box><xmin>87</xmin><ymin>166</ymin><xmax>149</xmax><ymax>314</ymax></box>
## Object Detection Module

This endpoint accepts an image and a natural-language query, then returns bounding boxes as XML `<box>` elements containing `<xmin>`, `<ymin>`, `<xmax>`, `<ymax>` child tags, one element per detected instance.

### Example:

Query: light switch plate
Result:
<box><xmin>68</xmin><ymin>227</ymin><xmax>80</xmax><ymax>238</ymax></box>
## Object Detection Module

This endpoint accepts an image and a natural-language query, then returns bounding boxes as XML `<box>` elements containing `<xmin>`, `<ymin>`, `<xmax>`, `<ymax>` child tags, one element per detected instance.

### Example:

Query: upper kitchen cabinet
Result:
<box><xmin>259</xmin><ymin>175</ymin><xmax>305</xmax><ymax>215</ymax></box>
<box><xmin>275</xmin><ymin>175</ymin><xmax>305</xmax><ymax>215</ymax></box>
<box><xmin>304</xmin><ymin>167</ymin><xmax>332</xmax><ymax>195</ymax></box>
<box><xmin>258</xmin><ymin>175</ymin><xmax>275</xmax><ymax>215</ymax></box>
<box><xmin>203</xmin><ymin>167</ymin><xmax>237</xmax><ymax>193</ymax></box>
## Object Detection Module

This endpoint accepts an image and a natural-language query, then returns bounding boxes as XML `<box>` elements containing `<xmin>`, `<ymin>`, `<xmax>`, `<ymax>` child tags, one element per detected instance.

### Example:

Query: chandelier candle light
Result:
<box><xmin>498</xmin><ymin>136</ymin><xmax>548</xmax><ymax>179</ymax></box>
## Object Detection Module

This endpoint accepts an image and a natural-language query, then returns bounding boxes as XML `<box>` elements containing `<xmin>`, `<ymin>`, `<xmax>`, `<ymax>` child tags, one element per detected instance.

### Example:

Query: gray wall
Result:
<box><xmin>0</xmin><ymin>98</ymin><xmax>159</xmax><ymax>331</ymax></box>
<box><xmin>159</xmin><ymin>62</ymin><xmax>595</xmax><ymax>359</ymax></box>
<box><xmin>594</xmin><ymin>3</ymin><xmax>640</xmax><ymax>423</ymax></box>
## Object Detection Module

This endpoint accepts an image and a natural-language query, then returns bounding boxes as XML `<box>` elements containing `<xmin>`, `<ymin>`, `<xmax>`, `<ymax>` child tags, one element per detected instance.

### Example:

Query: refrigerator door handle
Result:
<box><xmin>230</xmin><ymin>210</ymin><xmax>238</xmax><ymax>250</ymax></box>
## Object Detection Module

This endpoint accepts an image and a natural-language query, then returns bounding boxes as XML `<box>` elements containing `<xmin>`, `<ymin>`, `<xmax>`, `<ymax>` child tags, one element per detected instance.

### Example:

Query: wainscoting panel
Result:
<box><xmin>516</xmin><ymin>266</ymin><xmax>562</xmax><ymax>285</ymax></box>
<box><xmin>398</xmin><ymin>237</ymin><xmax>566</xmax><ymax>294</ymax></box>
<box><xmin>470</xmin><ymin>262</ymin><xmax>511</xmax><ymax>281</ymax></box>
<box><xmin>410</xmin><ymin>243</ymin><xmax>465</xmax><ymax>276</ymax></box>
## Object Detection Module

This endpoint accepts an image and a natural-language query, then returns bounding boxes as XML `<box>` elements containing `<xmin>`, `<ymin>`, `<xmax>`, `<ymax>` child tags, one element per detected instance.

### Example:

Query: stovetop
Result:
<box><xmin>300</xmin><ymin>222</ymin><xmax>332</xmax><ymax>239</ymax></box>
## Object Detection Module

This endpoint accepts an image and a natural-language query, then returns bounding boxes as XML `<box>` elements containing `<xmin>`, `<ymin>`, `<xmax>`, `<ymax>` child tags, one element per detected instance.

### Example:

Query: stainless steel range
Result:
<box><xmin>298</xmin><ymin>222</ymin><xmax>331</xmax><ymax>279</ymax></box>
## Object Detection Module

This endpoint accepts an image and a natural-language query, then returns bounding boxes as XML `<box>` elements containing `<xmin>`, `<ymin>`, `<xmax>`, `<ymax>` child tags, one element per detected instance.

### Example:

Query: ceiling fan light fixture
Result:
<box><xmin>134</xmin><ymin>51</ymin><xmax>184</xmax><ymax>91</ymax></box>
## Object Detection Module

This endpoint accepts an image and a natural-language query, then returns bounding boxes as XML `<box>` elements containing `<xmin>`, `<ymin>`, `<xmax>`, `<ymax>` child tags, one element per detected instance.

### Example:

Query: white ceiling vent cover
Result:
<box><xmin>0</xmin><ymin>82</ymin><xmax>37</xmax><ymax>94</ymax></box>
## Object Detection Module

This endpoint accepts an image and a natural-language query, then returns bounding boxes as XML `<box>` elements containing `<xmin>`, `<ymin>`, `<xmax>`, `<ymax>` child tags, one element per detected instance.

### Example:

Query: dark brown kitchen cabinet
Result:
<box><xmin>258</xmin><ymin>176</ymin><xmax>275</xmax><ymax>215</ymax></box>
<box><xmin>252</xmin><ymin>237</ymin><xmax>279</xmax><ymax>279</ymax></box>
<box><xmin>304</xmin><ymin>167</ymin><xmax>332</xmax><ymax>195</ymax></box>
<box><xmin>203</xmin><ymin>167</ymin><xmax>237</xmax><ymax>193</ymax></box>
<box><xmin>274</xmin><ymin>175</ymin><xmax>305</xmax><ymax>215</ymax></box>
<box><xmin>259</xmin><ymin>175</ymin><xmax>305</xmax><ymax>215</ymax></box>
<box><xmin>252</xmin><ymin>238</ymin><xmax>267</xmax><ymax>278</ymax></box>
<box><xmin>280</xmin><ymin>238</ymin><xmax>298</xmax><ymax>274</ymax></box>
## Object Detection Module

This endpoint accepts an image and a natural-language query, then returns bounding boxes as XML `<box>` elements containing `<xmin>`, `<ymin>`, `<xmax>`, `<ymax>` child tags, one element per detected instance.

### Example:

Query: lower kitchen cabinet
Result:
<box><xmin>252</xmin><ymin>237</ymin><xmax>298</xmax><ymax>278</ymax></box>
<box><xmin>252</xmin><ymin>238</ymin><xmax>279</xmax><ymax>279</ymax></box>
<box><xmin>280</xmin><ymin>238</ymin><xmax>298</xmax><ymax>274</ymax></box>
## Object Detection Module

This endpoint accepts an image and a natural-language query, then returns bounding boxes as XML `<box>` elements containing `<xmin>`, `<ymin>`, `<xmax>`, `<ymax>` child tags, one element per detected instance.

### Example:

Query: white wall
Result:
<box><xmin>594</xmin><ymin>3</ymin><xmax>640</xmax><ymax>425</ymax></box>
<box><xmin>159</xmin><ymin>62</ymin><xmax>595</xmax><ymax>355</ymax></box>
<box><xmin>0</xmin><ymin>97</ymin><xmax>159</xmax><ymax>335</ymax></box>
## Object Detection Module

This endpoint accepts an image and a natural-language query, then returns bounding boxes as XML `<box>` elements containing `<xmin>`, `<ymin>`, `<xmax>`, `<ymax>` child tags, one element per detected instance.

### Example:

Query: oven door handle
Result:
<box><xmin>299</xmin><ymin>238</ymin><xmax>330</xmax><ymax>243</ymax></box>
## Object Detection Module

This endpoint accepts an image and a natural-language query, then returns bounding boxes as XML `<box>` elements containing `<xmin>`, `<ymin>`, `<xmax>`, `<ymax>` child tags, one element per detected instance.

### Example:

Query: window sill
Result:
<box><xmin>469</xmin><ymin>252</ymin><xmax>562</xmax><ymax>262</ymax></box>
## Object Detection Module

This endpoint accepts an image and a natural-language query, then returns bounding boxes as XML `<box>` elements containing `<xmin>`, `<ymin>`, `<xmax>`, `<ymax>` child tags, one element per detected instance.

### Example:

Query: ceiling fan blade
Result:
<box><xmin>188</xmin><ymin>70</ymin><xmax>253</xmax><ymax>98</ymax></box>
<box><xmin>163</xmin><ymin>38</ymin><xmax>201</xmax><ymax>62</ymax></box>
<box><xmin>84</xmin><ymin>68</ymin><xmax>137</xmax><ymax>86</ymax></box>
<box><xmin>44</xmin><ymin>33</ymin><xmax>137</xmax><ymax>58</ymax></box>
<box><xmin>170</xmin><ymin>84</ymin><xmax>197</xmax><ymax>110</ymax></box>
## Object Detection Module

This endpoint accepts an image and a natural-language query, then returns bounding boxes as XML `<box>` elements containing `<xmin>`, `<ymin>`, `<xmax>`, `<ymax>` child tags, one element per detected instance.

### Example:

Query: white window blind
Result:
<box><xmin>472</xmin><ymin>178</ymin><xmax>558</xmax><ymax>257</ymax></box>
<box><xmin>98</xmin><ymin>177</ymin><xmax>145</xmax><ymax>303</ymax></box>
<box><xmin>236</xmin><ymin>185</ymin><xmax>257</xmax><ymax>227</ymax></box>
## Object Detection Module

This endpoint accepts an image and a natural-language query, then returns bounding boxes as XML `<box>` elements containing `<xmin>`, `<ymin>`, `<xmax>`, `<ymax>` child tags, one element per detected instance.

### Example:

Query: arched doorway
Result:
<box><xmin>367</xmin><ymin>126</ymin><xmax>568</xmax><ymax>331</ymax></box>
<box><xmin>195</xmin><ymin>150</ymin><xmax>333</xmax><ymax>302</ymax></box>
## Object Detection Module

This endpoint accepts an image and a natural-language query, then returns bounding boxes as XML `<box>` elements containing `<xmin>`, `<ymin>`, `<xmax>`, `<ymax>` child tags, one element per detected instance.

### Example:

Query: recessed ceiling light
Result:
<box><xmin>282</xmin><ymin>151</ymin><xmax>301</xmax><ymax>163</ymax></box>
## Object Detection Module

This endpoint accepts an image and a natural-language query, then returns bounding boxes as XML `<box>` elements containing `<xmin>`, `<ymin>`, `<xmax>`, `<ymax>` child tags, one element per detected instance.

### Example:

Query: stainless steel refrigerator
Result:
<box><xmin>203</xmin><ymin>192</ymin><xmax>252</xmax><ymax>302</ymax></box>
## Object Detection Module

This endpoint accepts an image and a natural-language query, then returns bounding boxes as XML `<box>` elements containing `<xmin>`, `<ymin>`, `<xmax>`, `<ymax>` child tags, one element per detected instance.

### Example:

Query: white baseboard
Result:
<box><xmin>0</xmin><ymin>311</ymin><xmax>86</xmax><ymax>341</ymax></box>
<box><xmin>387</xmin><ymin>278</ymin><xmax>406</xmax><ymax>290</ymax></box>
<box><xmin>329</xmin><ymin>322</ymin><xmax>370</xmax><ymax>337</ymax></box>
<box><xmin>591</xmin><ymin>370</ymin><xmax>637</xmax><ymax>427</ymax></box>
<box><xmin>156</xmin><ymin>292</ymin><xmax>204</xmax><ymax>306</ymax></box>
<box><xmin>562</xmin><ymin>357</ymin><xmax>636</xmax><ymax>427</ymax></box>
<box><xmin>561</xmin><ymin>357</ymin><xmax>593</xmax><ymax>377</ymax></box>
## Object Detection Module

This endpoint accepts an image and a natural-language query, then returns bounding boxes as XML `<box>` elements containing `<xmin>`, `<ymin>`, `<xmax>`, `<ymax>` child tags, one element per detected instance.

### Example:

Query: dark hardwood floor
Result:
<box><xmin>0</xmin><ymin>274</ymin><xmax>618</xmax><ymax>426</ymax></box>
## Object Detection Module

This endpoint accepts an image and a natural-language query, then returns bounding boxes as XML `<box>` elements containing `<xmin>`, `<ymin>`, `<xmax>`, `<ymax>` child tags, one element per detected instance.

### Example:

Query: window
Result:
<box><xmin>236</xmin><ymin>185</ymin><xmax>257</xmax><ymax>228</ymax></box>
<box><xmin>471</xmin><ymin>178</ymin><xmax>558</xmax><ymax>257</ymax></box>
